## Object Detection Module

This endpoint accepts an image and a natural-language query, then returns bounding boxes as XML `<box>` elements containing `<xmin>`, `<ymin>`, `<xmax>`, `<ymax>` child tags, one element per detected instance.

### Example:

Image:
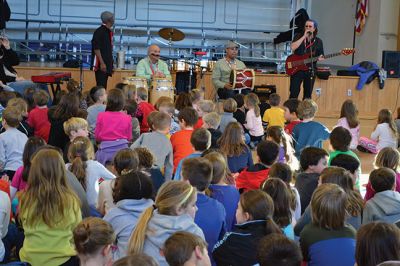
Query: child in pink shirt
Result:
<box><xmin>95</xmin><ymin>89</ymin><xmax>132</xmax><ymax>142</ymax></box>
<box><xmin>243</xmin><ymin>93</ymin><xmax>264</xmax><ymax>147</ymax></box>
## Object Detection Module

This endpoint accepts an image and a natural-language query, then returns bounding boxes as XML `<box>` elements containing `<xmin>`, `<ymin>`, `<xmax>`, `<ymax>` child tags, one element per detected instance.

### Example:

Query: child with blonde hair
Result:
<box><xmin>67</xmin><ymin>136</ymin><xmax>115</xmax><ymax>215</ymax></box>
<box><xmin>202</xmin><ymin>112</ymin><xmax>222</xmax><ymax>149</ymax></box>
<box><xmin>158</xmin><ymin>100</ymin><xmax>180</xmax><ymax>135</ymax></box>
<box><xmin>243</xmin><ymin>93</ymin><xmax>264</xmax><ymax>148</ymax></box>
<box><xmin>194</xmin><ymin>100</ymin><xmax>215</xmax><ymax>129</ymax></box>
<box><xmin>128</xmin><ymin>181</ymin><xmax>204</xmax><ymax>266</ymax></box>
<box><xmin>19</xmin><ymin>148</ymin><xmax>82</xmax><ymax>265</ymax></box>
<box><xmin>63</xmin><ymin>117</ymin><xmax>89</xmax><ymax>161</ymax></box>
<box><xmin>292</xmin><ymin>99</ymin><xmax>330</xmax><ymax>158</ymax></box>
<box><xmin>5</xmin><ymin>97</ymin><xmax>33</xmax><ymax>137</ymax></box>
<box><xmin>266</xmin><ymin>126</ymin><xmax>297</xmax><ymax>168</ymax></box>
<box><xmin>359</xmin><ymin>109</ymin><xmax>397</xmax><ymax>153</ymax></box>
<box><xmin>219</xmin><ymin>99</ymin><xmax>237</xmax><ymax>133</ymax></box>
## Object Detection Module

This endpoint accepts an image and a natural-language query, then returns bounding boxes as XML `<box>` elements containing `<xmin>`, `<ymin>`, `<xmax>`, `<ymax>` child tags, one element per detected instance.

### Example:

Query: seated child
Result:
<box><xmin>261</xmin><ymin>178</ymin><xmax>295</xmax><ymax>239</ymax></box>
<box><xmin>243</xmin><ymin>93</ymin><xmax>264</xmax><ymax>148</ymax></box>
<box><xmin>363</xmin><ymin>168</ymin><xmax>400</xmax><ymax>224</ymax></box>
<box><xmin>258</xmin><ymin>93</ymin><xmax>271</xmax><ymax>119</ymax></box>
<box><xmin>113</xmin><ymin>254</ymin><xmax>158</xmax><ymax>266</ymax></box>
<box><xmin>0</xmin><ymin>190</ymin><xmax>10</xmax><ymax>263</ymax></box>
<box><xmin>73</xmin><ymin>217</ymin><xmax>115</xmax><ymax>266</ymax></box>
<box><xmin>202</xmin><ymin>112</ymin><xmax>222</xmax><ymax>149</ymax></box>
<box><xmin>203</xmin><ymin>151</ymin><xmax>240</xmax><ymax>231</ymax></box>
<box><xmin>233</xmin><ymin>94</ymin><xmax>246</xmax><ymax>125</ymax></box>
<box><xmin>158</xmin><ymin>100</ymin><xmax>180</xmax><ymax>135</ymax></box>
<box><xmin>27</xmin><ymin>90</ymin><xmax>51</xmax><ymax>142</ymax></box>
<box><xmin>300</xmin><ymin>183</ymin><xmax>356</xmax><ymax>266</ymax></box>
<box><xmin>283</xmin><ymin>98</ymin><xmax>301</xmax><ymax>135</ymax></box>
<box><xmin>257</xmin><ymin>233</ymin><xmax>302</xmax><ymax>266</ymax></box>
<box><xmin>181</xmin><ymin>157</ymin><xmax>226</xmax><ymax>262</ymax></box>
<box><xmin>213</xmin><ymin>190</ymin><xmax>282</xmax><ymax>266</ymax></box>
<box><xmin>262</xmin><ymin>93</ymin><xmax>285</xmax><ymax>128</ymax></box>
<box><xmin>218</xmin><ymin>122</ymin><xmax>253</xmax><ymax>173</ymax></box>
<box><xmin>330</xmin><ymin>153</ymin><xmax>361</xmax><ymax>191</ymax></box>
<box><xmin>194</xmin><ymin>100</ymin><xmax>215</xmax><ymax>129</ymax></box>
<box><xmin>135</xmin><ymin>87</ymin><xmax>156</xmax><ymax>133</ymax></box>
<box><xmin>124</xmin><ymin>98</ymin><xmax>141</xmax><ymax>143</ymax></box>
<box><xmin>86</xmin><ymin>86</ymin><xmax>107</xmax><ymax>135</ymax></box>
<box><xmin>356</xmin><ymin>222</ymin><xmax>400</xmax><ymax>266</ymax></box>
<box><xmin>365</xmin><ymin>147</ymin><xmax>400</xmax><ymax>201</ymax></box>
<box><xmin>63</xmin><ymin>117</ymin><xmax>89</xmax><ymax>162</ymax></box>
<box><xmin>164</xmin><ymin>231</ymin><xmax>211</xmax><ymax>266</ymax></box>
<box><xmin>336</xmin><ymin>100</ymin><xmax>360</xmax><ymax>150</ymax></box>
<box><xmin>268</xmin><ymin>162</ymin><xmax>301</xmax><ymax>222</ymax></box>
<box><xmin>134</xmin><ymin>147</ymin><xmax>165</xmax><ymax>192</ymax></box>
<box><xmin>174</xmin><ymin>128</ymin><xmax>211</xmax><ymax>180</ymax></box>
<box><xmin>131</xmin><ymin>112</ymin><xmax>173</xmax><ymax>180</ymax></box>
<box><xmin>219</xmin><ymin>98</ymin><xmax>237</xmax><ymax>133</ymax></box>
<box><xmin>0</xmin><ymin>106</ymin><xmax>28</xmax><ymax>178</ymax></box>
<box><xmin>292</xmin><ymin>99</ymin><xmax>330</xmax><ymax>158</ymax></box>
<box><xmin>5</xmin><ymin>97</ymin><xmax>33</xmax><ymax>137</ymax></box>
<box><xmin>359</xmin><ymin>109</ymin><xmax>397</xmax><ymax>154</ymax></box>
<box><xmin>295</xmin><ymin>147</ymin><xmax>328</xmax><ymax>213</ymax></box>
<box><xmin>236</xmin><ymin>140</ymin><xmax>279</xmax><ymax>192</ymax></box>
<box><xmin>170</xmin><ymin>107</ymin><xmax>198</xmax><ymax>172</ymax></box>
<box><xmin>103</xmin><ymin>171</ymin><xmax>153</xmax><ymax>260</ymax></box>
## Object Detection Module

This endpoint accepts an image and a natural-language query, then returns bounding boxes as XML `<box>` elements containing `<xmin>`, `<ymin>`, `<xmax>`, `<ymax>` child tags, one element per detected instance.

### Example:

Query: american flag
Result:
<box><xmin>355</xmin><ymin>0</ymin><xmax>368</xmax><ymax>34</ymax></box>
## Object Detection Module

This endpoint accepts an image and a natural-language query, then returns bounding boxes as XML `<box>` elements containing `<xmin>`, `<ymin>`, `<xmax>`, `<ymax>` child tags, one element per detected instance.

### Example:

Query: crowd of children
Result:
<box><xmin>0</xmin><ymin>80</ymin><xmax>400</xmax><ymax>266</ymax></box>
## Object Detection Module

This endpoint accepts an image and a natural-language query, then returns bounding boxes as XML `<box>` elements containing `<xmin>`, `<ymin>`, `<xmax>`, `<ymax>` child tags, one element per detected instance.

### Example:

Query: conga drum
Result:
<box><xmin>229</xmin><ymin>69</ymin><xmax>255</xmax><ymax>91</ymax></box>
<box><xmin>122</xmin><ymin>76</ymin><xmax>148</xmax><ymax>90</ymax></box>
<box><xmin>150</xmin><ymin>78</ymin><xmax>174</xmax><ymax>105</ymax></box>
<box><xmin>172</xmin><ymin>60</ymin><xmax>189</xmax><ymax>72</ymax></box>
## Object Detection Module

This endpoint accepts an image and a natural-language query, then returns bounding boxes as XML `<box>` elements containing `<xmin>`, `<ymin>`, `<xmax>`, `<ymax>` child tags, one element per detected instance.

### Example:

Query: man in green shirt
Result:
<box><xmin>136</xmin><ymin>44</ymin><xmax>171</xmax><ymax>85</ymax></box>
<box><xmin>212</xmin><ymin>41</ymin><xmax>246</xmax><ymax>99</ymax></box>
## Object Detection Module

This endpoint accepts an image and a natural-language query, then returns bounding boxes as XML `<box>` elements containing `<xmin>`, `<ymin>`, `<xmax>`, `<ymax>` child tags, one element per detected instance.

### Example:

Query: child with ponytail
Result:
<box><xmin>265</xmin><ymin>126</ymin><xmax>298</xmax><ymax>169</ymax></box>
<box><xmin>67</xmin><ymin>136</ymin><xmax>115</xmax><ymax>215</ymax></box>
<box><xmin>243</xmin><ymin>93</ymin><xmax>264</xmax><ymax>148</ymax></box>
<box><xmin>128</xmin><ymin>181</ymin><xmax>204</xmax><ymax>266</ymax></box>
<box><xmin>212</xmin><ymin>190</ymin><xmax>282</xmax><ymax>266</ymax></box>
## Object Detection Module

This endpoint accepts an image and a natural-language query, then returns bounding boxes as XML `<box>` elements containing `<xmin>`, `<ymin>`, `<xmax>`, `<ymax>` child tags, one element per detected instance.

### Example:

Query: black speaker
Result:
<box><xmin>382</xmin><ymin>51</ymin><xmax>400</xmax><ymax>78</ymax></box>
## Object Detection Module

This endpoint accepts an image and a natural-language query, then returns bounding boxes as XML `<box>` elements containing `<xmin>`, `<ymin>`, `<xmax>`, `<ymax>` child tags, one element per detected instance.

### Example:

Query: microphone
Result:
<box><xmin>307</xmin><ymin>31</ymin><xmax>313</xmax><ymax>37</ymax></box>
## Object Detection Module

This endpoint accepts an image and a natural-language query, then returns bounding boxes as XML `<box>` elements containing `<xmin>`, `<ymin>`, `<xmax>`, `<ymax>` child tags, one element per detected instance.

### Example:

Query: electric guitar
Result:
<box><xmin>285</xmin><ymin>48</ymin><xmax>355</xmax><ymax>76</ymax></box>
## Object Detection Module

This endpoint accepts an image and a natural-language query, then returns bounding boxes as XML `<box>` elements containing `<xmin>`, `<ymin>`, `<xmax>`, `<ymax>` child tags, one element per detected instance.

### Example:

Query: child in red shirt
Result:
<box><xmin>170</xmin><ymin>107</ymin><xmax>198</xmax><ymax>172</ymax></box>
<box><xmin>283</xmin><ymin>98</ymin><xmax>301</xmax><ymax>135</ymax></box>
<box><xmin>236</xmin><ymin>140</ymin><xmax>280</xmax><ymax>192</ymax></box>
<box><xmin>27</xmin><ymin>90</ymin><xmax>51</xmax><ymax>142</ymax></box>
<box><xmin>135</xmin><ymin>87</ymin><xmax>156</xmax><ymax>133</ymax></box>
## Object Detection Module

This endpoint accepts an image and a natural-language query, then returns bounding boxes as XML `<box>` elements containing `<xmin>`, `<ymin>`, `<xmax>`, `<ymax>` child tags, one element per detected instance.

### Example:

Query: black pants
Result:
<box><xmin>95</xmin><ymin>70</ymin><xmax>109</xmax><ymax>89</ymax></box>
<box><xmin>289</xmin><ymin>70</ymin><xmax>315</xmax><ymax>99</ymax></box>
<box><xmin>217</xmin><ymin>88</ymin><xmax>251</xmax><ymax>100</ymax></box>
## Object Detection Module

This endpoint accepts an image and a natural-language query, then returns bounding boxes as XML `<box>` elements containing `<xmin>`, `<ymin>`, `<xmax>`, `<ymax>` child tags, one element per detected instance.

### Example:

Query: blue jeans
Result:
<box><xmin>2</xmin><ymin>223</ymin><xmax>24</xmax><ymax>262</ymax></box>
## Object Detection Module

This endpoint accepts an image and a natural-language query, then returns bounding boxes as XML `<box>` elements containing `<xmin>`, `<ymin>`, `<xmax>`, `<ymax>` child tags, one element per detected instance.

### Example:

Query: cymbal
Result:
<box><xmin>158</xmin><ymin>28</ymin><xmax>185</xmax><ymax>42</ymax></box>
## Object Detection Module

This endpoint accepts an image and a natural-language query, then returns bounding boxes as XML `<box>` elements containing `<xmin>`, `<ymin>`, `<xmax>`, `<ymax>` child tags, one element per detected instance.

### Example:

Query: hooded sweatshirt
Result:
<box><xmin>363</xmin><ymin>190</ymin><xmax>400</xmax><ymax>224</ymax></box>
<box><xmin>143</xmin><ymin>211</ymin><xmax>205</xmax><ymax>266</ymax></box>
<box><xmin>103</xmin><ymin>198</ymin><xmax>154</xmax><ymax>260</ymax></box>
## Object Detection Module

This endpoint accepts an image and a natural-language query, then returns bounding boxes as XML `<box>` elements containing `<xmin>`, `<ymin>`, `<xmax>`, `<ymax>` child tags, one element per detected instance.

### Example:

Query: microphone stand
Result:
<box><xmin>308</xmin><ymin>34</ymin><xmax>315</xmax><ymax>89</ymax></box>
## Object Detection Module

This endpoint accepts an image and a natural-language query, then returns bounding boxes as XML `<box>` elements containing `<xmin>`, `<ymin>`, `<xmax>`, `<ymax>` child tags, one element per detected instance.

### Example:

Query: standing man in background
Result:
<box><xmin>91</xmin><ymin>11</ymin><xmax>114</xmax><ymax>89</ymax></box>
<box><xmin>212</xmin><ymin>41</ymin><xmax>246</xmax><ymax>99</ymax></box>
<box><xmin>289</xmin><ymin>19</ymin><xmax>324</xmax><ymax>99</ymax></box>
<box><xmin>136</xmin><ymin>44</ymin><xmax>171</xmax><ymax>85</ymax></box>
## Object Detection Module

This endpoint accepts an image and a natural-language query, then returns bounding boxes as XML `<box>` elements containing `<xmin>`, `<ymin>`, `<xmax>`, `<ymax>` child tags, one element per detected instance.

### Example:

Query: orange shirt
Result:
<box><xmin>170</xmin><ymin>129</ymin><xmax>194</xmax><ymax>172</ymax></box>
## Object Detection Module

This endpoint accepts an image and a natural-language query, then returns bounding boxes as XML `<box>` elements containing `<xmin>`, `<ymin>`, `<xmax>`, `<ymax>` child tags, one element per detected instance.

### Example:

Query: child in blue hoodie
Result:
<box><xmin>182</xmin><ymin>157</ymin><xmax>227</xmax><ymax>264</ymax></box>
<box><xmin>103</xmin><ymin>171</ymin><xmax>154</xmax><ymax>260</ymax></box>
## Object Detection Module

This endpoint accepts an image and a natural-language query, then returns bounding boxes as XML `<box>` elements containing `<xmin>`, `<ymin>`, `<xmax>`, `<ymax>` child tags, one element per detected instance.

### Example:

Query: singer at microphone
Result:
<box><xmin>288</xmin><ymin>19</ymin><xmax>324</xmax><ymax>99</ymax></box>
<box><xmin>136</xmin><ymin>44</ymin><xmax>171</xmax><ymax>84</ymax></box>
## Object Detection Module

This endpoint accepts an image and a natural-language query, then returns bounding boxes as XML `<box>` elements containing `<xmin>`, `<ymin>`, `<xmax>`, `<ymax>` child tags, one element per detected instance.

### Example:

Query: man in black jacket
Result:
<box><xmin>91</xmin><ymin>11</ymin><xmax>114</xmax><ymax>89</ymax></box>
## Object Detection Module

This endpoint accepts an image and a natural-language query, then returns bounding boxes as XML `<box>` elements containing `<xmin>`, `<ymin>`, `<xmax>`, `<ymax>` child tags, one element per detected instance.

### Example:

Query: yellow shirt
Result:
<box><xmin>20</xmin><ymin>200</ymin><xmax>82</xmax><ymax>266</ymax></box>
<box><xmin>263</xmin><ymin>106</ymin><xmax>286</xmax><ymax>128</ymax></box>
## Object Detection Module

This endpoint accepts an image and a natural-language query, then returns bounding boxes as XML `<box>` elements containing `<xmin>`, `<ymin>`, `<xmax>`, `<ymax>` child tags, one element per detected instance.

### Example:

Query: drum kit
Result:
<box><xmin>123</xmin><ymin>27</ymin><xmax>255</xmax><ymax>103</ymax></box>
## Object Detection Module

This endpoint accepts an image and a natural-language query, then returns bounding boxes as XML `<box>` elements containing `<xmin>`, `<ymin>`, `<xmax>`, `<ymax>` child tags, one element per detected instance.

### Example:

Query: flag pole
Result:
<box><xmin>352</xmin><ymin>0</ymin><xmax>358</xmax><ymax>65</ymax></box>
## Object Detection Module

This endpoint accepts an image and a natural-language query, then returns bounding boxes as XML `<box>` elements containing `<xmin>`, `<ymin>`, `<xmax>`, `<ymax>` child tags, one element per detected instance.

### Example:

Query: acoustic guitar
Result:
<box><xmin>285</xmin><ymin>48</ymin><xmax>355</xmax><ymax>76</ymax></box>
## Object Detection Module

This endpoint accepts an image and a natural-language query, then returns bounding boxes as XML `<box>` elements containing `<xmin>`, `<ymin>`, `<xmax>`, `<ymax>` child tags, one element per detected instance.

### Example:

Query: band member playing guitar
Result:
<box><xmin>289</xmin><ymin>19</ymin><xmax>324</xmax><ymax>99</ymax></box>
